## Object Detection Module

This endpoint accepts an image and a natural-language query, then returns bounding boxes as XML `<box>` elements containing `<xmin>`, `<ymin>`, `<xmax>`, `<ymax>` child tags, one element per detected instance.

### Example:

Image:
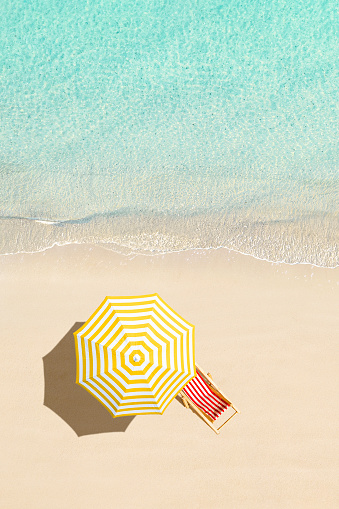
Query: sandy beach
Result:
<box><xmin>1</xmin><ymin>245</ymin><xmax>338</xmax><ymax>508</ymax></box>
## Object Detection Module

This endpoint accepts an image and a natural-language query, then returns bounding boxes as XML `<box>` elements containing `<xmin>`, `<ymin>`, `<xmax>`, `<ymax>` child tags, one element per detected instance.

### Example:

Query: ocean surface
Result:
<box><xmin>1</xmin><ymin>0</ymin><xmax>338</xmax><ymax>266</ymax></box>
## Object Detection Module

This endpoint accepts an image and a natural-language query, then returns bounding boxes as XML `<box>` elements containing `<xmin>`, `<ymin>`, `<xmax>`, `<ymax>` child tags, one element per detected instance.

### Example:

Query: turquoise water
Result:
<box><xmin>0</xmin><ymin>0</ymin><xmax>338</xmax><ymax>265</ymax></box>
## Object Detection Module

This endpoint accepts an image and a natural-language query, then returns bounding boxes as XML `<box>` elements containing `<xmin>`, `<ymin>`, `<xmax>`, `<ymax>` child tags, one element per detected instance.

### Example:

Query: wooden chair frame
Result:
<box><xmin>178</xmin><ymin>363</ymin><xmax>239</xmax><ymax>434</ymax></box>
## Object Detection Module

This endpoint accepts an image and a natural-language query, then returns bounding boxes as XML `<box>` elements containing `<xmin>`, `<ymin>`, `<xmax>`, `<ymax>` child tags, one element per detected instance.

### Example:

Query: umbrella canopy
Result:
<box><xmin>74</xmin><ymin>294</ymin><xmax>195</xmax><ymax>417</ymax></box>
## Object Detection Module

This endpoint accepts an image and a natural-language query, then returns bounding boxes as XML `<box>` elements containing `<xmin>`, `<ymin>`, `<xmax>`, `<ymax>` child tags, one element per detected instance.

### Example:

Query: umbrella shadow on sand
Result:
<box><xmin>43</xmin><ymin>322</ymin><xmax>135</xmax><ymax>436</ymax></box>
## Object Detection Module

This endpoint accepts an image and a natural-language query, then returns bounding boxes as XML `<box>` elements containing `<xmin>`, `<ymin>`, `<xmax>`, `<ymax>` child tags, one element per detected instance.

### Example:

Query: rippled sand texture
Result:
<box><xmin>1</xmin><ymin>1</ymin><xmax>338</xmax><ymax>263</ymax></box>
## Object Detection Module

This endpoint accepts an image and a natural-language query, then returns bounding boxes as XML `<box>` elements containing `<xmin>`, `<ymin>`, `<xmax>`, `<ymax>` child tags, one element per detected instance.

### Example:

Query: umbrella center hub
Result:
<box><xmin>133</xmin><ymin>354</ymin><xmax>141</xmax><ymax>363</ymax></box>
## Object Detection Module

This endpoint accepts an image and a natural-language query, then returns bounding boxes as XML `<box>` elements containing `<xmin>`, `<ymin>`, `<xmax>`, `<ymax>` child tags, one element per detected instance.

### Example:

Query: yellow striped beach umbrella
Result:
<box><xmin>74</xmin><ymin>294</ymin><xmax>195</xmax><ymax>417</ymax></box>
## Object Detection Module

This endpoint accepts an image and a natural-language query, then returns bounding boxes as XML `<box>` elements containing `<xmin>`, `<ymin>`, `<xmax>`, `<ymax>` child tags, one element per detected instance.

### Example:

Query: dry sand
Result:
<box><xmin>1</xmin><ymin>245</ymin><xmax>338</xmax><ymax>509</ymax></box>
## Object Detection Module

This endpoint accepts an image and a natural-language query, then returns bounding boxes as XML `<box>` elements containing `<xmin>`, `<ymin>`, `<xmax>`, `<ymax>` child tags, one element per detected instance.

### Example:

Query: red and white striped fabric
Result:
<box><xmin>182</xmin><ymin>372</ymin><xmax>229</xmax><ymax>420</ymax></box>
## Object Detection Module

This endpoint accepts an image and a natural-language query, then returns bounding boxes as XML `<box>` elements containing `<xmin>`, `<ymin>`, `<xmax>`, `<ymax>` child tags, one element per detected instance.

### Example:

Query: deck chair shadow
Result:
<box><xmin>178</xmin><ymin>363</ymin><xmax>239</xmax><ymax>434</ymax></box>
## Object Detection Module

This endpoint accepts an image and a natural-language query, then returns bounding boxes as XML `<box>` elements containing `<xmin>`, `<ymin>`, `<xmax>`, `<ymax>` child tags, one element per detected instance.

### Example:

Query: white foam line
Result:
<box><xmin>0</xmin><ymin>239</ymin><xmax>338</xmax><ymax>269</ymax></box>
<box><xmin>115</xmin><ymin>244</ymin><xmax>339</xmax><ymax>269</ymax></box>
<box><xmin>35</xmin><ymin>220</ymin><xmax>60</xmax><ymax>225</ymax></box>
<box><xmin>0</xmin><ymin>240</ymin><xmax>89</xmax><ymax>257</ymax></box>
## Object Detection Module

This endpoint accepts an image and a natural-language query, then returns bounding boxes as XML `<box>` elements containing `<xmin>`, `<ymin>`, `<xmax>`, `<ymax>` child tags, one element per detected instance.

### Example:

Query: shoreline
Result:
<box><xmin>2</xmin><ymin>241</ymin><xmax>339</xmax><ymax>277</ymax></box>
<box><xmin>1</xmin><ymin>239</ymin><xmax>338</xmax><ymax>270</ymax></box>
<box><xmin>1</xmin><ymin>209</ymin><xmax>338</xmax><ymax>267</ymax></box>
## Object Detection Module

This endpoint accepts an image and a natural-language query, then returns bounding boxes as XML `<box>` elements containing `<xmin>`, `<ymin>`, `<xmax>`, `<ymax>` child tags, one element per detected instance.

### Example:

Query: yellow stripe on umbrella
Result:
<box><xmin>74</xmin><ymin>294</ymin><xmax>195</xmax><ymax>417</ymax></box>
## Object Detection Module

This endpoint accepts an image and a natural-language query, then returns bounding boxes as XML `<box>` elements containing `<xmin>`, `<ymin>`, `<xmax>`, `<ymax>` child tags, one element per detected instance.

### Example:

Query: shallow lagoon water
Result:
<box><xmin>0</xmin><ymin>0</ymin><xmax>338</xmax><ymax>265</ymax></box>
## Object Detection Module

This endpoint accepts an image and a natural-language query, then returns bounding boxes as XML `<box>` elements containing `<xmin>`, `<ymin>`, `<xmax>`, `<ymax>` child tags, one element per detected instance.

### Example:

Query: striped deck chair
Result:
<box><xmin>178</xmin><ymin>364</ymin><xmax>239</xmax><ymax>434</ymax></box>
